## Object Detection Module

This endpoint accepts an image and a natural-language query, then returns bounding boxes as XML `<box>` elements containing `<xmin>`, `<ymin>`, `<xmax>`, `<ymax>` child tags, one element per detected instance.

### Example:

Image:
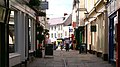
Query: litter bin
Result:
<box><xmin>79</xmin><ymin>43</ymin><xmax>87</xmax><ymax>54</ymax></box>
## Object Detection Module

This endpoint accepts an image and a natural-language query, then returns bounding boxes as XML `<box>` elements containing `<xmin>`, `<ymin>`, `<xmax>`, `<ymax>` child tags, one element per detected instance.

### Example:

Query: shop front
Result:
<box><xmin>108</xmin><ymin>12</ymin><xmax>118</xmax><ymax>66</ymax></box>
<box><xmin>0</xmin><ymin>0</ymin><xmax>10</xmax><ymax>67</ymax></box>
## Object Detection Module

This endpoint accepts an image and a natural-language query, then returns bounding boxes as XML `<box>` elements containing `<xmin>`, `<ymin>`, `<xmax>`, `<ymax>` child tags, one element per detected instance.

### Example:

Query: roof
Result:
<box><xmin>63</xmin><ymin>14</ymin><xmax>72</xmax><ymax>26</ymax></box>
<box><xmin>48</xmin><ymin>17</ymin><xmax>64</xmax><ymax>25</ymax></box>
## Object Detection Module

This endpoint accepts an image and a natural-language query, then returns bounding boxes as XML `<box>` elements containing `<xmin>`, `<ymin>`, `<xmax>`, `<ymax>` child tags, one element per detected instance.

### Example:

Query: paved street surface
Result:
<box><xmin>27</xmin><ymin>50</ymin><xmax>114</xmax><ymax>67</ymax></box>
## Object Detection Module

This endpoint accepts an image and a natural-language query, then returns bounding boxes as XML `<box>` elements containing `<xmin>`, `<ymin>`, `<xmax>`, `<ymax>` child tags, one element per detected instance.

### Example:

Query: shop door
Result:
<box><xmin>0</xmin><ymin>23</ymin><xmax>8</xmax><ymax>67</ymax></box>
<box><xmin>109</xmin><ymin>18</ymin><xmax>114</xmax><ymax>63</ymax></box>
<box><xmin>109</xmin><ymin>14</ymin><xmax>117</xmax><ymax>64</ymax></box>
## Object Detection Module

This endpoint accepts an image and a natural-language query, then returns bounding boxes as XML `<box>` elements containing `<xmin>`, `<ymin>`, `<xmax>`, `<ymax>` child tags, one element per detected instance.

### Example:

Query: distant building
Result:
<box><xmin>48</xmin><ymin>14</ymin><xmax>73</xmax><ymax>45</ymax></box>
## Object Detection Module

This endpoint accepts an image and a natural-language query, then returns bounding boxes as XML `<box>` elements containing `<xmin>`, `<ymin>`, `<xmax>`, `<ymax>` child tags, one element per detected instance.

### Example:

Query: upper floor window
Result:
<box><xmin>61</xmin><ymin>33</ymin><xmax>62</xmax><ymax>37</ymax></box>
<box><xmin>51</xmin><ymin>33</ymin><xmax>53</xmax><ymax>38</ymax></box>
<box><xmin>61</xmin><ymin>25</ymin><xmax>62</xmax><ymax>30</ymax></box>
<box><xmin>51</xmin><ymin>26</ymin><xmax>53</xmax><ymax>30</ymax></box>
<box><xmin>54</xmin><ymin>26</ymin><xmax>56</xmax><ymax>30</ymax></box>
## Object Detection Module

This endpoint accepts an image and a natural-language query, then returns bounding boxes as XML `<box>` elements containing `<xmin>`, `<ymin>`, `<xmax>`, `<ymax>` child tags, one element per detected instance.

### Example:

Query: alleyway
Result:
<box><xmin>27</xmin><ymin>50</ymin><xmax>114</xmax><ymax>67</ymax></box>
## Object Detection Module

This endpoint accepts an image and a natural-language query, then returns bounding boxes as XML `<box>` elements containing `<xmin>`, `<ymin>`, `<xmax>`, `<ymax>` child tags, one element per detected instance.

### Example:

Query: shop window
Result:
<box><xmin>9</xmin><ymin>11</ymin><xmax>15</xmax><ymax>53</ymax></box>
<box><xmin>113</xmin><ymin>16</ymin><xmax>118</xmax><ymax>60</ymax></box>
<box><xmin>28</xmin><ymin>19</ymin><xmax>32</xmax><ymax>50</ymax></box>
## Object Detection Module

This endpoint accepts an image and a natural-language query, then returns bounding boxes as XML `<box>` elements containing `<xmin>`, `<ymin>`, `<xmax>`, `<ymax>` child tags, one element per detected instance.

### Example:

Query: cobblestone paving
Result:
<box><xmin>27</xmin><ymin>50</ymin><xmax>114</xmax><ymax>67</ymax></box>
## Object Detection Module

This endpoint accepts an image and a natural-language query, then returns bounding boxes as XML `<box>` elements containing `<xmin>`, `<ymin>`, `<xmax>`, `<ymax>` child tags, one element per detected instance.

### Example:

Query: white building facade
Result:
<box><xmin>48</xmin><ymin>15</ymin><xmax>73</xmax><ymax>45</ymax></box>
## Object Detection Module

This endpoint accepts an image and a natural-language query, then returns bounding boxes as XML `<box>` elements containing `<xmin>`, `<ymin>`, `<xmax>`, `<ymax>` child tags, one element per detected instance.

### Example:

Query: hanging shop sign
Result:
<box><xmin>78</xmin><ymin>26</ymin><xmax>84</xmax><ymax>31</ymax></box>
<box><xmin>40</xmin><ymin>1</ymin><xmax>49</xmax><ymax>10</ymax></box>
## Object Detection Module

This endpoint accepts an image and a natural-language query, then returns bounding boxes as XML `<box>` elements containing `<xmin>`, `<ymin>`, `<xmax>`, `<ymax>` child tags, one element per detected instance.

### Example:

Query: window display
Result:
<box><xmin>9</xmin><ymin>11</ymin><xmax>15</xmax><ymax>53</ymax></box>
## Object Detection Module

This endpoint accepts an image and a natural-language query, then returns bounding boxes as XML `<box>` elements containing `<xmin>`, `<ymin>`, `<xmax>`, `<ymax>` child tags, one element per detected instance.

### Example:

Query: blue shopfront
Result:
<box><xmin>109</xmin><ymin>12</ymin><xmax>117</xmax><ymax>65</ymax></box>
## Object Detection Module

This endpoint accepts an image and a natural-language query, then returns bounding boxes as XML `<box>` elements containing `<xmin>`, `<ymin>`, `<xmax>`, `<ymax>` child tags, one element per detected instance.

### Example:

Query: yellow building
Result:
<box><xmin>72</xmin><ymin>0</ymin><xmax>109</xmax><ymax>60</ymax></box>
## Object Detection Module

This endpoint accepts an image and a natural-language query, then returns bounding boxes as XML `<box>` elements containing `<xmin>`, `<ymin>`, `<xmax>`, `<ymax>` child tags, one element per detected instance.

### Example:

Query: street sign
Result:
<box><xmin>69</xmin><ymin>29</ymin><xmax>73</xmax><ymax>32</ymax></box>
<box><xmin>40</xmin><ymin>1</ymin><xmax>49</xmax><ymax>10</ymax></box>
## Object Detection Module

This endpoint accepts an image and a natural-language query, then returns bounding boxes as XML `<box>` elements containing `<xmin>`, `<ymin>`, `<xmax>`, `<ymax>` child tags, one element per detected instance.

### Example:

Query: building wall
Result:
<box><xmin>49</xmin><ymin>24</ymin><xmax>73</xmax><ymax>43</ymax></box>
<box><xmin>107</xmin><ymin>0</ymin><xmax>118</xmax><ymax>63</ymax></box>
<box><xmin>117</xmin><ymin>0</ymin><xmax>120</xmax><ymax>10</ymax></box>
<box><xmin>49</xmin><ymin>24</ymin><xmax>63</xmax><ymax>42</ymax></box>
<box><xmin>84</xmin><ymin>0</ymin><xmax>108</xmax><ymax>58</ymax></box>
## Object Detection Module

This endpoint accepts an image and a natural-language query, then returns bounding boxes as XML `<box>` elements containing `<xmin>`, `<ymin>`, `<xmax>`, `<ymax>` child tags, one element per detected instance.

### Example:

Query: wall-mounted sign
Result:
<box><xmin>0</xmin><ymin>6</ymin><xmax>6</xmax><ymax>22</ymax></box>
<box><xmin>40</xmin><ymin>1</ymin><xmax>49</xmax><ymax>10</ymax></box>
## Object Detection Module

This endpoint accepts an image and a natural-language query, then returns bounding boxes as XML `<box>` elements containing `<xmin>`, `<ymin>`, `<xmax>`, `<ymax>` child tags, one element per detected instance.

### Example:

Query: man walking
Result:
<box><xmin>65</xmin><ymin>39</ymin><xmax>70</xmax><ymax>51</ymax></box>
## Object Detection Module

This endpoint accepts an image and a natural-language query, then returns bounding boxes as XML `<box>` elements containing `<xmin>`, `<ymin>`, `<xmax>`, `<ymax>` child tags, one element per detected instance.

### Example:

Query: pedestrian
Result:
<box><xmin>45</xmin><ymin>33</ymin><xmax>52</xmax><ymax>44</ymax></box>
<box><xmin>53</xmin><ymin>41</ymin><xmax>57</xmax><ymax>50</ymax></box>
<box><xmin>60</xmin><ymin>42</ymin><xmax>63</xmax><ymax>50</ymax></box>
<box><xmin>65</xmin><ymin>39</ymin><xmax>70</xmax><ymax>51</ymax></box>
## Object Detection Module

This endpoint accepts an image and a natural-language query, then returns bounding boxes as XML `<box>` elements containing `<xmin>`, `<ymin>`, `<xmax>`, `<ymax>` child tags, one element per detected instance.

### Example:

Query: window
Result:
<box><xmin>61</xmin><ymin>33</ymin><xmax>62</xmax><ymax>37</ymax></box>
<box><xmin>107</xmin><ymin>0</ymin><xmax>112</xmax><ymax>2</ymax></box>
<box><xmin>9</xmin><ymin>11</ymin><xmax>15</xmax><ymax>53</ymax></box>
<box><xmin>28</xmin><ymin>19</ymin><xmax>32</xmax><ymax>50</ymax></box>
<box><xmin>0</xmin><ymin>7</ymin><xmax>6</xmax><ymax>22</ymax></box>
<box><xmin>51</xmin><ymin>26</ymin><xmax>53</xmax><ymax>30</ymax></box>
<box><xmin>61</xmin><ymin>25</ymin><xmax>62</xmax><ymax>30</ymax></box>
<box><xmin>54</xmin><ymin>26</ymin><xmax>56</xmax><ymax>31</ymax></box>
<box><xmin>54</xmin><ymin>33</ymin><xmax>56</xmax><ymax>38</ymax></box>
<box><xmin>58</xmin><ymin>25</ymin><xmax>60</xmax><ymax>30</ymax></box>
<box><xmin>65</xmin><ymin>31</ymin><xmax>67</xmax><ymax>36</ymax></box>
<box><xmin>51</xmin><ymin>33</ymin><xmax>53</xmax><ymax>38</ymax></box>
<box><xmin>58</xmin><ymin>33</ymin><xmax>60</xmax><ymax>38</ymax></box>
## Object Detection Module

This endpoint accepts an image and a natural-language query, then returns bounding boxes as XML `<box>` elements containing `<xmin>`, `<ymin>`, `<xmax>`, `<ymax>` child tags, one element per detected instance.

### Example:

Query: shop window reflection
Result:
<box><xmin>9</xmin><ymin>11</ymin><xmax>15</xmax><ymax>53</ymax></box>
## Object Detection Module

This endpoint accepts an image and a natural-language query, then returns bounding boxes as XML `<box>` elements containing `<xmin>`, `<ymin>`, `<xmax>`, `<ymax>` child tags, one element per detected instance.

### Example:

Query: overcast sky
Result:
<box><xmin>46</xmin><ymin>0</ymin><xmax>73</xmax><ymax>19</ymax></box>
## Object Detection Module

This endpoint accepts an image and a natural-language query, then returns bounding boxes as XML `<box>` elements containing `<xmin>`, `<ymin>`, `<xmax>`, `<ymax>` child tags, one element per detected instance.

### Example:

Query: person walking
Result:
<box><xmin>60</xmin><ymin>42</ymin><xmax>63</xmax><ymax>51</ymax></box>
<box><xmin>65</xmin><ymin>39</ymin><xmax>70</xmax><ymax>51</ymax></box>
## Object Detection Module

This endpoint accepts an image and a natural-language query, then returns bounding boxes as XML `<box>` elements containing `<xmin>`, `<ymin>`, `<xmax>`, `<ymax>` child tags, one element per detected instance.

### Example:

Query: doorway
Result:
<box><xmin>109</xmin><ymin>12</ymin><xmax>117</xmax><ymax>64</ymax></box>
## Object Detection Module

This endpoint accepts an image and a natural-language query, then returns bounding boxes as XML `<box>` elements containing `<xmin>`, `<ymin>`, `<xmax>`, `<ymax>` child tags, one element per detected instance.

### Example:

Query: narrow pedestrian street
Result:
<box><xmin>28</xmin><ymin>50</ymin><xmax>114</xmax><ymax>67</ymax></box>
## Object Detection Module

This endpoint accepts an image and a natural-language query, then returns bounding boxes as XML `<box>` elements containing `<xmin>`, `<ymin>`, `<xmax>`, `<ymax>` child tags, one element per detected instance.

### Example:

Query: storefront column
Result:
<box><xmin>103</xmin><ymin>10</ymin><xmax>108</xmax><ymax>61</ymax></box>
<box><xmin>15</xmin><ymin>11</ymin><xmax>26</xmax><ymax>62</ymax></box>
